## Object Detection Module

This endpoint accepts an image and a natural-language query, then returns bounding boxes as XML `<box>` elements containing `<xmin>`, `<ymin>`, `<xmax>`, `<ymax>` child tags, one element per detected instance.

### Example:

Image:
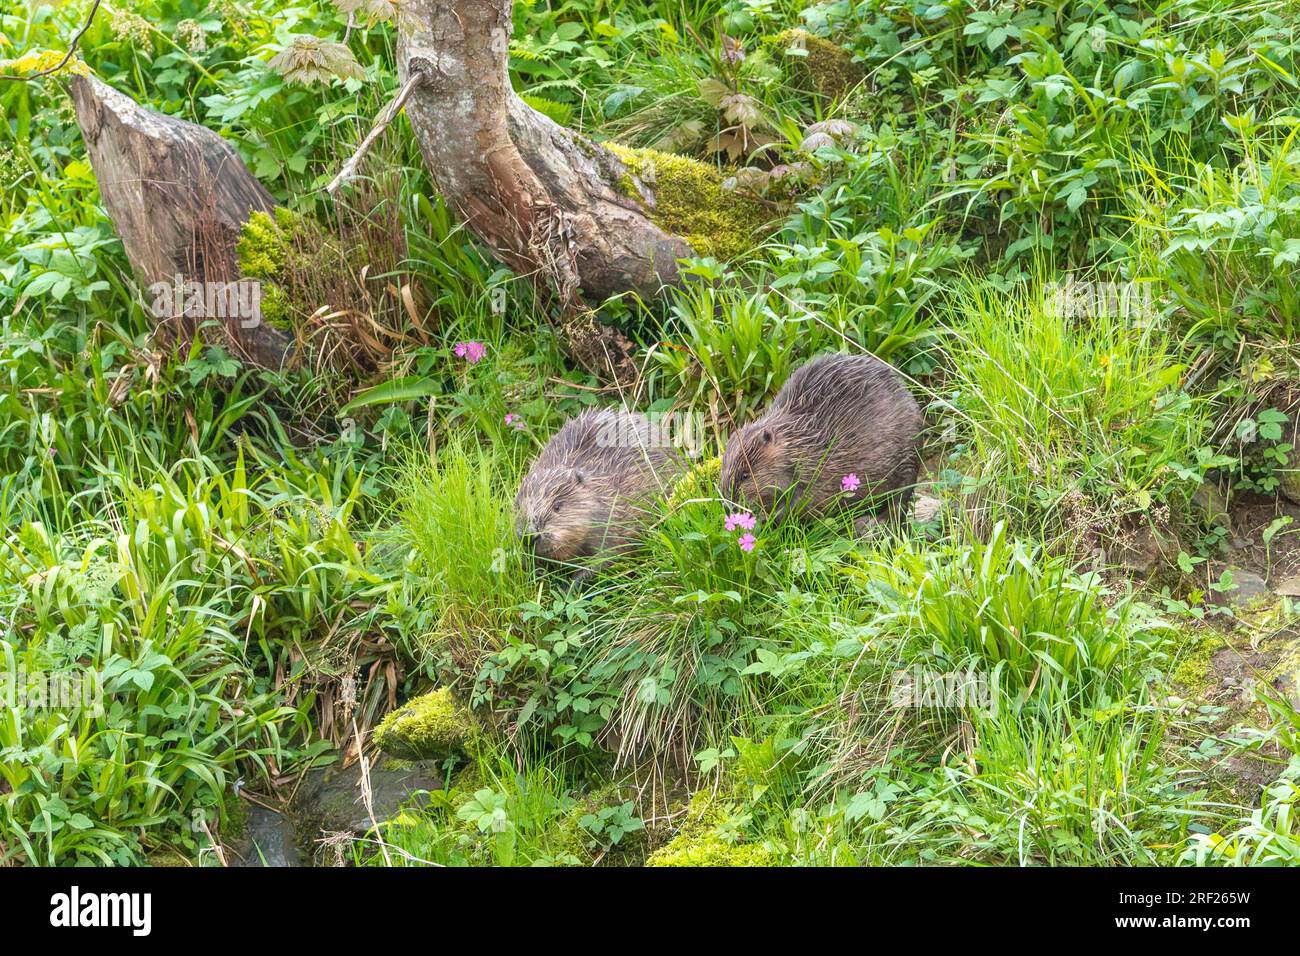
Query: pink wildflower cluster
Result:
<box><xmin>725</xmin><ymin>512</ymin><xmax>758</xmax><ymax>551</ymax></box>
<box><xmin>841</xmin><ymin>473</ymin><xmax>861</xmax><ymax>493</ymax></box>
<box><xmin>503</xmin><ymin>413</ymin><xmax>526</xmax><ymax>431</ymax></box>
<box><xmin>454</xmin><ymin>341</ymin><xmax>487</xmax><ymax>363</ymax></box>
<box><xmin>724</xmin><ymin>511</ymin><xmax>757</xmax><ymax>532</ymax></box>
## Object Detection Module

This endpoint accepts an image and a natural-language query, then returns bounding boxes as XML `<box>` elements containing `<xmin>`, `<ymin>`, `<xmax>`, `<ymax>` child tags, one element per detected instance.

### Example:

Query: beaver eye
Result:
<box><xmin>552</xmin><ymin>497</ymin><xmax>565</xmax><ymax>513</ymax></box>
<box><xmin>736</xmin><ymin>470</ymin><xmax>750</xmax><ymax>483</ymax></box>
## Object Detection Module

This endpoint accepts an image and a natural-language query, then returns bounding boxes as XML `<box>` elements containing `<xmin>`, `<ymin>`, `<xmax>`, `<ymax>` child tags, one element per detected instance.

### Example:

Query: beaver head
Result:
<box><xmin>514</xmin><ymin>465</ymin><xmax>607</xmax><ymax>566</ymax></box>
<box><xmin>719</xmin><ymin>410</ymin><xmax>803</xmax><ymax>515</ymax></box>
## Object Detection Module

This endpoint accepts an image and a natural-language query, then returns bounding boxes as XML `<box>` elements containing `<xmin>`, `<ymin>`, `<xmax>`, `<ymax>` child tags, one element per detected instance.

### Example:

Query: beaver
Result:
<box><xmin>515</xmin><ymin>408</ymin><xmax>681</xmax><ymax>576</ymax></box>
<box><xmin>719</xmin><ymin>353</ymin><xmax>922</xmax><ymax>529</ymax></box>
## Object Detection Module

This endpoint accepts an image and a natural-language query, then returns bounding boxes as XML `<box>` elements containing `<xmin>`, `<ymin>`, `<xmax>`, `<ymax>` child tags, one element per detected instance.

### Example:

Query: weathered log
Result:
<box><xmin>69</xmin><ymin>74</ymin><xmax>293</xmax><ymax>368</ymax></box>
<box><xmin>396</xmin><ymin>0</ymin><xmax>693</xmax><ymax>308</ymax></box>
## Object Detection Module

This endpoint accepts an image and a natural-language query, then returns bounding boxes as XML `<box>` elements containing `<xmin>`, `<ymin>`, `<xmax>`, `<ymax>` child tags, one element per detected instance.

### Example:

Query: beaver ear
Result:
<box><xmin>761</xmin><ymin>428</ymin><xmax>773</xmax><ymax>444</ymax></box>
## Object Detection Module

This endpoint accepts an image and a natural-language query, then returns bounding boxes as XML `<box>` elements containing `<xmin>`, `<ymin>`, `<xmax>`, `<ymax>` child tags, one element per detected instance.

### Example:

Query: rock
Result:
<box><xmin>913</xmin><ymin>494</ymin><xmax>942</xmax><ymax>524</ymax></box>
<box><xmin>292</xmin><ymin>759</ymin><xmax>444</xmax><ymax>836</ymax></box>
<box><xmin>229</xmin><ymin>806</ymin><xmax>302</xmax><ymax>867</ymax></box>
<box><xmin>1274</xmin><ymin>575</ymin><xmax>1300</xmax><ymax>597</ymax></box>
<box><xmin>1210</xmin><ymin>568</ymin><xmax>1270</xmax><ymax>607</ymax></box>
<box><xmin>1192</xmin><ymin>482</ymin><xmax>1232</xmax><ymax>533</ymax></box>
<box><xmin>372</xmin><ymin>687</ymin><xmax>479</xmax><ymax>760</ymax></box>
<box><xmin>1281</xmin><ymin>470</ymin><xmax>1300</xmax><ymax>506</ymax></box>
<box><xmin>1111</xmin><ymin>524</ymin><xmax>1178</xmax><ymax>576</ymax></box>
<box><xmin>1270</xmin><ymin>638</ymin><xmax>1300</xmax><ymax>701</ymax></box>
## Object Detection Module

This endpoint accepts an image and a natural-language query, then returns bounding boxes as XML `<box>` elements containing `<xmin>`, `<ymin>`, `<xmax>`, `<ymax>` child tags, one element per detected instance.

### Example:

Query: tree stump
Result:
<box><xmin>69</xmin><ymin>74</ymin><xmax>293</xmax><ymax>368</ymax></box>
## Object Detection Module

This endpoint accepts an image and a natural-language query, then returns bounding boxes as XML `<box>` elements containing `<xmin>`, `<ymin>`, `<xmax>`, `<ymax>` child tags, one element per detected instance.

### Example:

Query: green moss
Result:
<box><xmin>1171</xmin><ymin>630</ymin><xmax>1225</xmax><ymax>690</ymax></box>
<box><xmin>449</xmin><ymin>760</ymin><xmax>486</xmax><ymax>796</ymax></box>
<box><xmin>648</xmin><ymin>834</ymin><xmax>774</xmax><ymax>866</ymax></box>
<box><xmin>373</xmin><ymin>687</ymin><xmax>480</xmax><ymax>761</ymax></box>
<box><xmin>546</xmin><ymin>803</ymin><xmax>598</xmax><ymax>866</ymax></box>
<box><xmin>645</xmin><ymin>792</ymin><xmax>774</xmax><ymax>867</ymax></box>
<box><xmin>146</xmin><ymin>848</ymin><xmax>193</xmax><ymax>867</ymax></box>
<box><xmin>665</xmin><ymin>456</ymin><xmax>722</xmax><ymax>512</ymax></box>
<box><xmin>618</xmin><ymin>171</ymin><xmax>640</xmax><ymax>201</ymax></box>
<box><xmin>1266</xmin><ymin>639</ymin><xmax>1300</xmax><ymax>690</ymax></box>
<box><xmin>235</xmin><ymin>207</ymin><xmax>333</xmax><ymax>330</ymax></box>
<box><xmin>605</xmin><ymin>144</ymin><xmax>770</xmax><ymax>261</ymax></box>
<box><xmin>770</xmin><ymin>29</ymin><xmax>864</xmax><ymax>99</ymax></box>
<box><xmin>236</xmin><ymin>208</ymin><xmax>300</xmax><ymax>280</ymax></box>
<box><xmin>547</xmin><ymin>782</ymin><xmax>650</xmax><ymax>866</ymax></box>
<box><xmin>236</xmin><ymin>208</ymin><xmax>300</xmax><ymax>330</ymax></box>
<box><xmin>221</xmin><ymin>791</ymin><xmax>249</xmax><ymax>841</ymax></box>
<box><xmin>258</xmin><ymin>284</ymin><xmax>292</xmax><ymax>330</ymax></box>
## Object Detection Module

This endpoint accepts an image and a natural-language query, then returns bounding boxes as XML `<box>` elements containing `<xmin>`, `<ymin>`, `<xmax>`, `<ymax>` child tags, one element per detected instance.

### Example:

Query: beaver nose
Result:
<box><xmin>520</xmin><ymin>530</ymin><xmax>541</xmax><ymax>554</ymax></box>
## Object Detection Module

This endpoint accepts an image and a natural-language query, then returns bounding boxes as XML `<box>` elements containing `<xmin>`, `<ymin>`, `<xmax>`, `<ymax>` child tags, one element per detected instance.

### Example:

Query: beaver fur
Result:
<box><xmin>515</xmin><ymin>408</ymin><xmax>682</xmax><ymax>573</ymax></box>
<box><xmin>719</xmin><ymin>353</ymin><xmax>922</xmax><ymax>527</ymax></box>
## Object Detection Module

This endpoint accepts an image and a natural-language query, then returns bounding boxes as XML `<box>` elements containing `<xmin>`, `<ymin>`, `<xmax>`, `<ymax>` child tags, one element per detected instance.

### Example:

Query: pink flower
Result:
<box><xmin>504</xmin><ymin>413</ymin><xmax>525</xmax><ymax>431</ymax></box>
<box><xmin>454</xmin><ymin>341</ymin><xmax>487</xmax><ymax>363</ymax></box>
<box><xmin>725</xmin><ymin>511</ymin><xmax>757</xmax><ymax>532</ymax></box>
<box><xmin>841</xmin><ymin>473</ymin><xmax>861</xmax><ymax>493</ymax></box>
<box><xmin>738</xmin><ymin>533</ymin><xmax>756</xmax><ymax>552</ymax></box>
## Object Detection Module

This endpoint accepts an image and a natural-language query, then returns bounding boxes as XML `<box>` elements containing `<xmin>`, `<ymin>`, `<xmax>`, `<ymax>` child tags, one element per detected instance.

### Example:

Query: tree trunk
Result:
<box><xmin>397</xmin><ymin>0</ymin><xmax>693</xmax><ymax>307</ymax></box>
<box><xmin>69</xmin><ymin>74</ymin><xmax>293</xmax><ymax>368</ymax></box>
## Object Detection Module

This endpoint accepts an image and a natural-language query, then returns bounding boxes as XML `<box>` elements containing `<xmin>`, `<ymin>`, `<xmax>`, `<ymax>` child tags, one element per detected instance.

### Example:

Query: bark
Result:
<box><xmin>69</xmin><ymin>74</ymin><xmax>293</xmax><ymax>368</ymax></box>
<box><xmin>397</xmin><ymin>0</ymin><xmax>693</xmax><ymax>376</ymax></box>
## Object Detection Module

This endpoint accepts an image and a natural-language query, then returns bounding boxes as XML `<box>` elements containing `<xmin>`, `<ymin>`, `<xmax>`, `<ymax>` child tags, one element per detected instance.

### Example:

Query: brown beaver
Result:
<box><xmin>719</xmin><ymin>353</ymin><xmax>922</xmax><ymax>528</ymax></box>
<box><xmin>515</xmin><ymin>408</ymin><xmax>681</xmax><ymax>576</ymax></box>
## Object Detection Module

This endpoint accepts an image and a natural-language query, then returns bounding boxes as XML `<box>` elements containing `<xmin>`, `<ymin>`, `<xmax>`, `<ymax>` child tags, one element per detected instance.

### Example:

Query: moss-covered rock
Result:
<box><xmin>605</xmin><ymin>144</ymin><xmax>771</xmax><ymax>261</ymax></box>
<box><xmin>770</xmin><ymin>29</ymin><xmax>864</xmax><ymax>100</ymax></box>
<box><xmin>645</xmin><ymin>792</ymin><xmax>774</xmax><ymax>867</ymax></box>
<box><xmin>373</xmin><ymin>687</ymin><xmax>480</xmax><ymax>761</ymax></box>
